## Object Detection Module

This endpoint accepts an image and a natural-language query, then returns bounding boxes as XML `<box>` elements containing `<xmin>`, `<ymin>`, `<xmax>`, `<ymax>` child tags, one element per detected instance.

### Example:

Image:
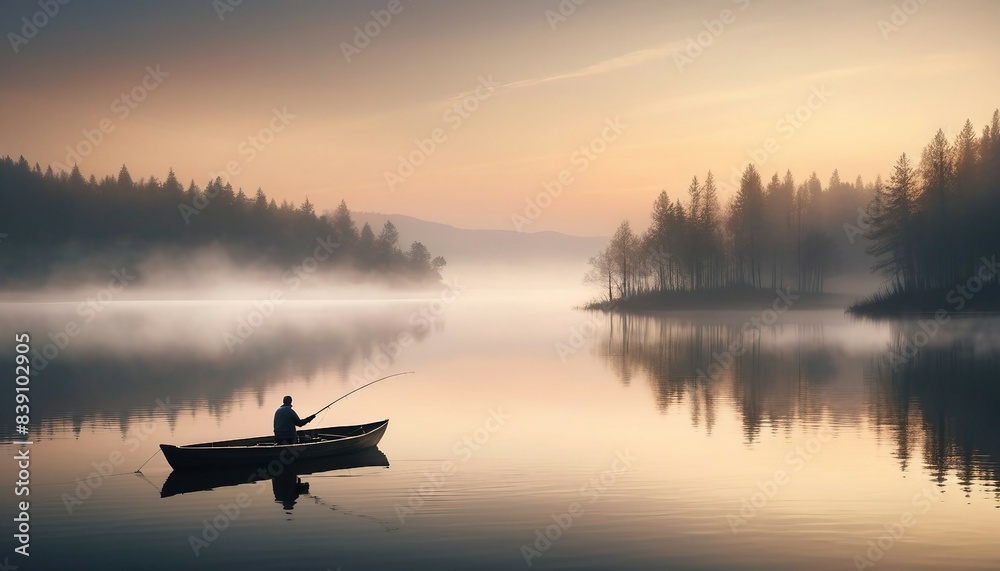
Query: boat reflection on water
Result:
<box><xmin>160</xmin><ymin>447</ymin><xmax>390</xmax><ymax>511</ymax></box>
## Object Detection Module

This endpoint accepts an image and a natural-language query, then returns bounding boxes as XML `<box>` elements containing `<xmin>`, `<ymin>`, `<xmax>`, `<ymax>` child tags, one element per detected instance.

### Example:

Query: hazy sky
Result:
<box><xmin>2</xmin><ymin>0</ymin><xmax>998</xmax><ymax>235</ymax></box>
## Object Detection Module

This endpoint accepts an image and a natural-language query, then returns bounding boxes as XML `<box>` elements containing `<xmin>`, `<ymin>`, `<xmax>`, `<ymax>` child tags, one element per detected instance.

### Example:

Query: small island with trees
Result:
<box><xmin>584</xmin><ymin>110</ymin><xmax>1000</xmax><ymax>316</ymax></box>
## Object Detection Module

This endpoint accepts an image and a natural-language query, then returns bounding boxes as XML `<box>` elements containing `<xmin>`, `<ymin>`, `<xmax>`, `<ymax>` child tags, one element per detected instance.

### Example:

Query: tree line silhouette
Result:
<box><xmin>856</xmin><ymin>111</ymin><xmax>1000</xmax><ymax>311</ymax></box>
<box><xmin>587</xmin><ymin>109</ymin><xmax>1000</xmax><ymax>310</ymax></box>
<box><xmin>586</xmin><ymin>166</ymin><xmax>871</xmax><ymax>302</ymax></box>
<box><xmin>0</xmin><ymin>156</ymin><xmax>446</xmax><ymax>286</ymax></box>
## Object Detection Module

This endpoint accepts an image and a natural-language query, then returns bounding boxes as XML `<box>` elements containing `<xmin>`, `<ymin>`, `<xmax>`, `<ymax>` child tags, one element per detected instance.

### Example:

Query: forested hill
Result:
<box><xmin>0</xmin><ymin>156</ymin><xmax>446</xmax><ymax>287</ymax></box>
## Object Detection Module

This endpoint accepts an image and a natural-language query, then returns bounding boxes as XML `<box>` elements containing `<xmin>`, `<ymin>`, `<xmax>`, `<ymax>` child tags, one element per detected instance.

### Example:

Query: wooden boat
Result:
<box><xmin>159</xmin><ymin>419</ymin><xmax>388</xmax><ymax>471</ymax></box>
<box><xmin>160</xmin><ymin>448</ymin><xmax>389</xmax><ymax>498</ymax></box>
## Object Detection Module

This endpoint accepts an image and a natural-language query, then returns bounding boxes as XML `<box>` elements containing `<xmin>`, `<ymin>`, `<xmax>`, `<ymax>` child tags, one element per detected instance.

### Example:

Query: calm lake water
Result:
<box><xmin>1</xmin><ymin>283</ymin><xmax>998</xmax><ymax>570</ymax></box>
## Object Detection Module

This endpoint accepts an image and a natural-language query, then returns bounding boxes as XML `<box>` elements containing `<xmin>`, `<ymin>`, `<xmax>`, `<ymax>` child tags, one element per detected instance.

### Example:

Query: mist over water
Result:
<box><xmin>1</xmin><ymin>266</ymin><xmax>998</xmax><ymax>570</ymax></box>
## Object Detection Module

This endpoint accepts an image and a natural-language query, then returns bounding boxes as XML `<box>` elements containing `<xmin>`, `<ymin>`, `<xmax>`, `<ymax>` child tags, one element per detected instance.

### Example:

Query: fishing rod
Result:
<box><xmin>309</xmin><ymin>371</ymin><xmax>414</xmax><ymax>418</ymax></box>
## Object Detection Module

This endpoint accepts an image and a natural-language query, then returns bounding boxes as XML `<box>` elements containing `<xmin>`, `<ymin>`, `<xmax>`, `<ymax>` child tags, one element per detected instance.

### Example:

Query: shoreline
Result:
<box><xmin>847</xmin><ymin>287</ymin><xmax>1000</xmax><ymax>317</ymax></box>
<box><xmin>583</xmin><ymin>288</ymin><xmax>852</xmax><ymax>312</ymax></box>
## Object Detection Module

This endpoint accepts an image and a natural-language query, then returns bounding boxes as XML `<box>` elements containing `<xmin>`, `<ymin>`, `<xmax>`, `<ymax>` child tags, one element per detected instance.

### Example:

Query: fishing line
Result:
<box><xmin>134</xmin><ymin>448</ymin><xmax>162</xmax><ymax>474</ymax></box>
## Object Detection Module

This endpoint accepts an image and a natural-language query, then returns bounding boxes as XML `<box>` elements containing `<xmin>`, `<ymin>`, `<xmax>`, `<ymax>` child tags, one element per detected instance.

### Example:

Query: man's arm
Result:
<box><xmin>294</xmin><ymin>412</ymin><xmax>316</xmax><ymax>427</ymax></box>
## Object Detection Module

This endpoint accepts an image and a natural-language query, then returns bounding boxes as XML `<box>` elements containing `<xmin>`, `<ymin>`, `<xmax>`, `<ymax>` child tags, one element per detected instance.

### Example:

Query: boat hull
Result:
<box><xmin>160</xmin><ymin>419</ymin><xmax>388</xmax><ymax>471</ymax></box>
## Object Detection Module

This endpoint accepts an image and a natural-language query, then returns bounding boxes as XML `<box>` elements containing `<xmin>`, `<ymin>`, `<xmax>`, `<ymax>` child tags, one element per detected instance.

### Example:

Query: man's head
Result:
<box><xmin>282</xmin><ymin>395</ymin><xmax>293</xmax><ymax>406</ymax></box>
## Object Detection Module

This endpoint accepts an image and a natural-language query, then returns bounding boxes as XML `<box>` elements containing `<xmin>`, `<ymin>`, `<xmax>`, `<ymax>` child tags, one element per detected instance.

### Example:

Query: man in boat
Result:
<box><xmin>273</xmin><ymin>395</ymin><xmax>316</xmax><ymax>444</ymax></box>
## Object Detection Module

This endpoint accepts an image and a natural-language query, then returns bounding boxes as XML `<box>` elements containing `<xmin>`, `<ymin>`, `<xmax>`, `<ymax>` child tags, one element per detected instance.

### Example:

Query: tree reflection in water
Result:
<box><xmin>594</xmin><ymin>311</ymin><xmax>1000</xmax><ymax>498</ymax></box>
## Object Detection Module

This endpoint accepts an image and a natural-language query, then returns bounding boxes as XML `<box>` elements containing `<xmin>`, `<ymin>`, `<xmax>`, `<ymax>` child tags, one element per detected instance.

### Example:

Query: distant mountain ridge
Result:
<box><xmin>351</xmin><ymin>212</ymin><xmax>606</xmax><ymax>265</ymax></box>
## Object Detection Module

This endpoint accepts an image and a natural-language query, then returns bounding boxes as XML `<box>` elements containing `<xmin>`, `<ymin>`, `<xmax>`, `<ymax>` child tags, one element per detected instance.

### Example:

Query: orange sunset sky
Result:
<box><xmin>2</xmin><ymin>0</ymin><xmax>999</xmax><ymax>235</ymax></box>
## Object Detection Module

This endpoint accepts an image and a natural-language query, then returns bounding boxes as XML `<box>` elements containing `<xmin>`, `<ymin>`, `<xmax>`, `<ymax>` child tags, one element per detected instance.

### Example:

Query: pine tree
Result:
<box><xmin>164</xmin><ymin>169</ymin><xmax>182</xmax><ymax>196</ymax></box>
<box><xmin>330</xmin><ymin>200</ymin><xmax>359</xmax><ymax>248</ymax></box>
<box><xmin>117</xmin><ymin>165</ymin><xmax>133</xmax><ymax>188</ymax></box>
<box><xmin>733</xmin><ymin>164</ymin><xmax>764</xmax><ymax>287</ymax></box>
<box><xmin>867</xmin><ymin>154</ymin><xmax>917</xmax><ymax>291</ymax></box>
<box><xmin>299</xmin><ymin>196</ymin><xmax>315</xmax><ymax>217</ymax></box>
<box><xmin>375</xmin><ymin>221</ymin><xmax>400</xmax><ymax>265</ymax></box>
<box><xmin>69</xmin><ymin>164</ymin><xmax>86</xmax><ymax>187</ymax></box>
<box><xmin>648</xmin><ymin>191</ymin><xmax>671</xmax><ymax>289</ymax></box>
<box><xmin>254</xmin><ymin>189</ymin><xmax>268</xmax><ymax>210</ymax></box>
<box><xmin>359</xmin><ymin>222</ymin><xmax>375</xmax><ymax>252</ymax></box>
